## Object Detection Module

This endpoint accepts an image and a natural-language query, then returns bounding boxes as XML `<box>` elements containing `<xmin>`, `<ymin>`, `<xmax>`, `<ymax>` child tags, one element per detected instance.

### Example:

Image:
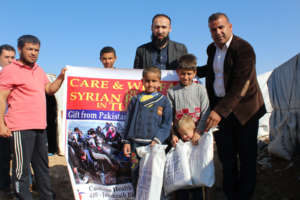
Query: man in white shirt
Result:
<box><xmin>197</xmin><ymin>13</ymin><xmax>265</xmax><ymax>200</ymax></box>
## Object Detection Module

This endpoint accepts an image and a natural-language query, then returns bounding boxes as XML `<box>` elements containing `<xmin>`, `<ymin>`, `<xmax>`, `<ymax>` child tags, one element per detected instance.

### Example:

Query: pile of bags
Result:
<box><xmin>135</xmin><ymin>131</ymin><xmax>215</xmax><ymax>199</ymax></box>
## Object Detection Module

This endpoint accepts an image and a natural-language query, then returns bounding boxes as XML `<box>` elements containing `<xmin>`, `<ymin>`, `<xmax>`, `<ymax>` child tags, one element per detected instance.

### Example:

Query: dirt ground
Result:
<box><xmin>47</xmin><ymin>155</ymin><xmax>74</xmax><ymax>200</ymax></box>
<box><xmin>43</xmin><ymin>144</ymin><xmax>300</xmax><ymax>200</ymax></box>
<box><xmin>1</xmin><ymin>143</ymin><xmax>295</xmax><ymax>200</ymax></box>
<box><xmin>209</xmin><ymin>143</ymin><xmax>300</xmax><ymax>200</ymax></box>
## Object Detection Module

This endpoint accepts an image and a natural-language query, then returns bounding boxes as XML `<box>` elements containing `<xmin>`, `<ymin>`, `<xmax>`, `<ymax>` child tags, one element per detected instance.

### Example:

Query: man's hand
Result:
<box><xmin>192</xmin><ymin>131</ymin><xmax>201</xmax><ymax>145</ymax></box>
<box><xmin>150</xmin><ymin>140</ymin><xmax>158</xmax><ymax>147</ymax></box>
<box><xmin>123</xmin><ymin>144</ymin><xmax>131</xmax><ymax>157</ymax></box>
<box><xmin>171</xmin><ymin>135</ymin><xmax>179</xmax><ymax>147</ymax></box>
<box><xmin>45</xmin><ymin>67</ymin><xmax>67</xmax><ymax>95</ymax></box>
<box><xmin>0</xmin><ymin>90</ymin><xmax>11</xmax><ymax>138</ymax></box>
<box><xmin>0</xmin><ymin>124</ymin><xmax>11</xmax><ymax>138</ymax></box>
<box><xmin>206</xmin><ymin>110</ymin><xmax>222</xmax><ymax>131</ymax></box>
<box><xmin>58</xmin><ymin>68</ymin><xmax>67</xmax><ymax>80</ymax></box>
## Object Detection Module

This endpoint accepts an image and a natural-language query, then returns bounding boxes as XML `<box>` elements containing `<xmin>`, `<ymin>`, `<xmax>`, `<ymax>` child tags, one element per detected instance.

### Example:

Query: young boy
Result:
<box><xmin>167</xmin><ymin>54</ymin><xmax>210</xmax><ymax>200</ymax></box>
<box><xmin>99</xmin><ymin>46</ymin><xmax>117</xmax><ymax>69</ymax></box>
<box><xmin>123</xmin><ymin>66</ymin><xmax>172</xmax><ymax>189</ymax></box>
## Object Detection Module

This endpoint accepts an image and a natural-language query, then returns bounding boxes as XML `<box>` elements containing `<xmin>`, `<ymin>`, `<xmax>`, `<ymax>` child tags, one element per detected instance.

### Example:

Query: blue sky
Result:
<box><xmin>1</xmin><ymin>0</ymin><xmax>299</xmax><ymax>75</ymax></box>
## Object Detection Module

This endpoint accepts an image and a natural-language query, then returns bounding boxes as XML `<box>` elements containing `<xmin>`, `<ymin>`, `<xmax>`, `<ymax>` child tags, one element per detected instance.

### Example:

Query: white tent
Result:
<box><xmin>257</xmin><ymin>71</ymin><xmax>272</xmax><ymax>138</ymax></box>
<box><xmin>267</xmin><ymin>53</ymin><xmax>300</xmax><ymax>160</ymax></box>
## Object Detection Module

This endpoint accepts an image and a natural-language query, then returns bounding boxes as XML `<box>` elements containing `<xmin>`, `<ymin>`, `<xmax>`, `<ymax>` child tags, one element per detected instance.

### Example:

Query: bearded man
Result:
<box><xmin>134</xmin><ymin>14</ymin><xmax>187</xmax><ymax>70</ymax></box>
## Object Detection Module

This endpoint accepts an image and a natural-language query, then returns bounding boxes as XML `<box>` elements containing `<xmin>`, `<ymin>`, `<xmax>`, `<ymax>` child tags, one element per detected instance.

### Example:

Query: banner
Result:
<box><xmin>63</xmin><ymin>66</ymin><xmax>179</xmax><ymax>200</ymax></box>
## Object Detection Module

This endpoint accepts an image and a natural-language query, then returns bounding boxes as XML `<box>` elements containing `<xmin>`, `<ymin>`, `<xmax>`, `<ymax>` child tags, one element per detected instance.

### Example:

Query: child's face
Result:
<box><xmin>142</xmin><ymin>72</ymin><xmax>161</xmax><ymax>93</ymax></box>
<box><xmin>178</xmin><ymin>125</ymin><xmax>194</xmax><ymax>142</ymax></box>
<box><xmin>176</xmin><ymin>69</ymin><xmax>196</xmax><ymax>86</ymax></box>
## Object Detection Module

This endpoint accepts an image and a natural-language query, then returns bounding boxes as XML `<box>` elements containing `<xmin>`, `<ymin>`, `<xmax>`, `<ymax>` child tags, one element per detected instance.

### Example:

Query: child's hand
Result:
<box><xmin>150</xmin><ymin>140</ymin><xmax>157</xmax><ymax>147</ymax></box>
<box><xmin>123</xmin><ymin>144</ymin><xmax>131</xmax><ymax>157</ymax></box>
<box><xmin>171</xmin><ymin>135</ymin><xmax>179</xmax><ymax>147</ymax></box>
<box><xmin>192</xmin><ymin>131</ymin><xmax>201</xmax><ymax>145</ymax></box>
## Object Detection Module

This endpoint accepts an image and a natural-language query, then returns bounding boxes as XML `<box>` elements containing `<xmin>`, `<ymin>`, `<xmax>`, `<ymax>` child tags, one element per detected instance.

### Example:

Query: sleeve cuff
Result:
<box><xmin>153</xmin><ymin>137</ymin><xmax>161</xmax><ymax>144</ymax></box>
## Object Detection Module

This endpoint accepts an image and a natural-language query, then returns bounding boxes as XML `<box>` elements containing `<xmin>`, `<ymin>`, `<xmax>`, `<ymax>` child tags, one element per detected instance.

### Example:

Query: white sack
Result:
<box><xmin>164</xmin><ymin>131</ymin><xmax>215</xmax><ymax>195</ymax></box>
<box><xmin>164</xmin><ymin>140</ymin><xmax>192</xmax><ymax>195</ymax></box>
<box><xmin>136</xmin><ymin>144</ymin><xmax>167</xmax><ymax>200</ymax></box>
<box><xmin>190</xmin><ymin>131</ymin><xmax>215</xmax><ymax>187</ymax></box>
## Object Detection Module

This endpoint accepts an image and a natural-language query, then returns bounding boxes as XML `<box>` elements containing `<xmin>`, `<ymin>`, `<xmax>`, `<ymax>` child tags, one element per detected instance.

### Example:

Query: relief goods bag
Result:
<box><xmin>136</xmin><ymin>144</ymin><xmax>167</xmax><ymax>200</ymax></box>
<box><xmin>163</xmin><ymin>131</ymin><xmax>215</xmax><ymax>195</ymax></box>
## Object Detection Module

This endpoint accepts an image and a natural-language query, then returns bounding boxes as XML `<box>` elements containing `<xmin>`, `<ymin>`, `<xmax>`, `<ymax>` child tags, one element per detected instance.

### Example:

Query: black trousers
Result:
<box><xmin>11</xmin><ymin>130</ymin><xmax>55</xmax><ymax>200</ymax></box>
<box><xmin>0</xmin><ymin>137</ymin><xmax>11</xmax><ymax>190</ymax></box>
<box><xmin>129</xmin><ymin>141</ymin><xmax>149</xmax><ymax>192</ymax></box>
<box><xmin>214</xmin><ymin>113</ymin><xmax>258</xmax><ymax>200</ymax></box>
<box><xmin>175</xmin><ymin>187</ymin><xmax>203</xmax><ymax>200</ymax></box>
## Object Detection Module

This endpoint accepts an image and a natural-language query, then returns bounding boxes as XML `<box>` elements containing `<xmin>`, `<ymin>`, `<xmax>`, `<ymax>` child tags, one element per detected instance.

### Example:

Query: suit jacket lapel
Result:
<box><xmin>208</xmin><ymin>45</ymin><xmax>216</xmax><ymax>80</ymax></box>
<box><xmin>167</xmin><ymin>41</ymin><xmax>175</xmax><ymax>65</ymax></box>
<box><xmin>223</xmin><ymin>35</ymin><xmax>236</xmax><ymax>87</ymax></box>
<box><xmin>223</xmin><ymin>49</ymin><xmax>231</xmax><ymax>87</ymax></box>
<box><xmin>145</xmin><ymin>44</ymin><xmax>153</xmax><ymax>67</ymax></box>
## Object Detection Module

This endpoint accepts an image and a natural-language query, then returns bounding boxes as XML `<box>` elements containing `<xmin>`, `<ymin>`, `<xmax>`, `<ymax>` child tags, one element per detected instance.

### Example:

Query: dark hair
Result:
<box><xmin>100</xmin><ymin>46</ymin><xmax>116</xmax><ymax>57</ymax></box>
<box><xmin>17</xmin><ymin>35</ymin><xmax>40</xmax><ymax>49</ymax></box>
<box><xmin>208</xmin><ymin>12</ymin><xmax>230</xmax><ymax>23</ymax></box>
<box><xmin>0</xmin><ymin>44</ymin><xmax>15</xmax><ymax>55</ymax></box>
<box><xmin>177</xmin><ymin>54</ymin><xmax>197</xmax><ymax>71</ymax></box>
<box><xmin>88</xmin><ymin>128</ymin><xmax>95</xmax><ymax>135</ymax></box>
<box><xmin>142</xmin><ymin>66</ymin><xmax>161</xmax><ymax>80</ymax></box>
<box><xmin>152</xmin><ymin>14</ymin><xmax>171</xmax><ymax>25</ymax></box>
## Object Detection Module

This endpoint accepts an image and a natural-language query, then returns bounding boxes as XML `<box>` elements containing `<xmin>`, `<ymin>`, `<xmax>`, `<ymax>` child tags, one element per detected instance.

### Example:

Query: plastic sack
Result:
<box><xmin>164</xmin><ymin>131</ymin><xmax>215</xmax><ymax>195</ymax></box>
<box><xmin>136</xmin><ymin>144</ymin><xmax>167</xmax><ymax>200</ymax></box>
<box><xmin>190</xmin><ymin>131</ymin><xmax>215</xmax><ymax>187</ymax></box>
<box><xmin>163</xmin><ymin>140</ymin><xmax>192</xmax><ymax>195</ymax></box>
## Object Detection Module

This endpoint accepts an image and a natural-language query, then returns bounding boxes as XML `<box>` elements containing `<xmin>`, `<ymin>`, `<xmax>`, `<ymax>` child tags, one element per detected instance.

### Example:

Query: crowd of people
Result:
<box><xmin>0</xmin><ymin>12</ymin><xmax>265</xmax><ymax>200</ymax></box>
<box><xmin>68</xmin><ymin>124</ymin><xmax>131</xmax><ymax>186</ymax></box>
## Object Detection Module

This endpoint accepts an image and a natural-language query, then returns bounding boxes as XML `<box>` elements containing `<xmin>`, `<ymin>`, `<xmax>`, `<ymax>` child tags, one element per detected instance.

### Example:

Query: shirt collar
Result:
<box><xmin>13</xmin><ymin>60</ymin><xmax>38</xmax><ymax>70</ymax></box>
<box><xmin>142</xmin><ymin>91</ymin><xmax>159</xmax><ymax>96</ymax></box>
<box><xmin>152</xmin><ymin>42</ymin><xmax>169</xmax><ymax>51</ymax></box>
<box><xmin>215</xmin><ymin>34</ymin><xmax>233</xmax><ymax>50</ymax></box>
<box><xmin>179</xmin><ymin>82</ymin><xmax>195</xmax><ymax>88</ymax></box>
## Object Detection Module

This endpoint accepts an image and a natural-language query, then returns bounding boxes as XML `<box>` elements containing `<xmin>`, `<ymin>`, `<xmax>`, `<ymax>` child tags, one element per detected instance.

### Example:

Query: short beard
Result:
<box><xmin>151</xmin><ymin>34</ymin><xmax>169</xmax><ymax>49</ymax></box>
<box><xmin>20</xmin><ymin>54</ymin><xmax>35</xmax><ymax>67</ymax></box>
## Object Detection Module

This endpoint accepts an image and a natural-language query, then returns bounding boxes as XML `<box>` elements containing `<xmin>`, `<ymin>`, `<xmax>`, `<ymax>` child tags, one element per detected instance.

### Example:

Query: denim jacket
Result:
<box><xmin>123</xmin><ymin>92</ymin><xmax>172</xmax><ymax>144</ymax></box>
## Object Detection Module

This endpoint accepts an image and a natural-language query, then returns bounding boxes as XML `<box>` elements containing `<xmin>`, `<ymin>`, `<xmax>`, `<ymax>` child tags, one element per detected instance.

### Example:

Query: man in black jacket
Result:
<box><xmin>134</xmin><ymin>14</ymin><xmax>187</xmax><ymax>70</ymax></box>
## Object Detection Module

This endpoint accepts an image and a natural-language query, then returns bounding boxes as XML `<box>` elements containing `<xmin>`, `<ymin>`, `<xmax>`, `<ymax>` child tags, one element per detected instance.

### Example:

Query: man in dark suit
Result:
<box><xmin>134</xmin><ymin>14</ymin><xmax>187</xmax><ymax>70</ymax></box>
<box><xmin>197</xmin><ymin>13</ymin><xmax>266</xmax><ymax>200</ymax></box>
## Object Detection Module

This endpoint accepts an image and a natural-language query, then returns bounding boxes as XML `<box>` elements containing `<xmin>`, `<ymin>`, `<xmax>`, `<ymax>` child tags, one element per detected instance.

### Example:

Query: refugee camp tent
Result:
<box><xmin>257</xmin><ymin>71</ymin><xmax>272</xmax><ymax>138</ymax></box>
<box><xmin>267</xmin><ymin>53</ymin><xmax>300</xmax><ymax>160</ymax></box>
